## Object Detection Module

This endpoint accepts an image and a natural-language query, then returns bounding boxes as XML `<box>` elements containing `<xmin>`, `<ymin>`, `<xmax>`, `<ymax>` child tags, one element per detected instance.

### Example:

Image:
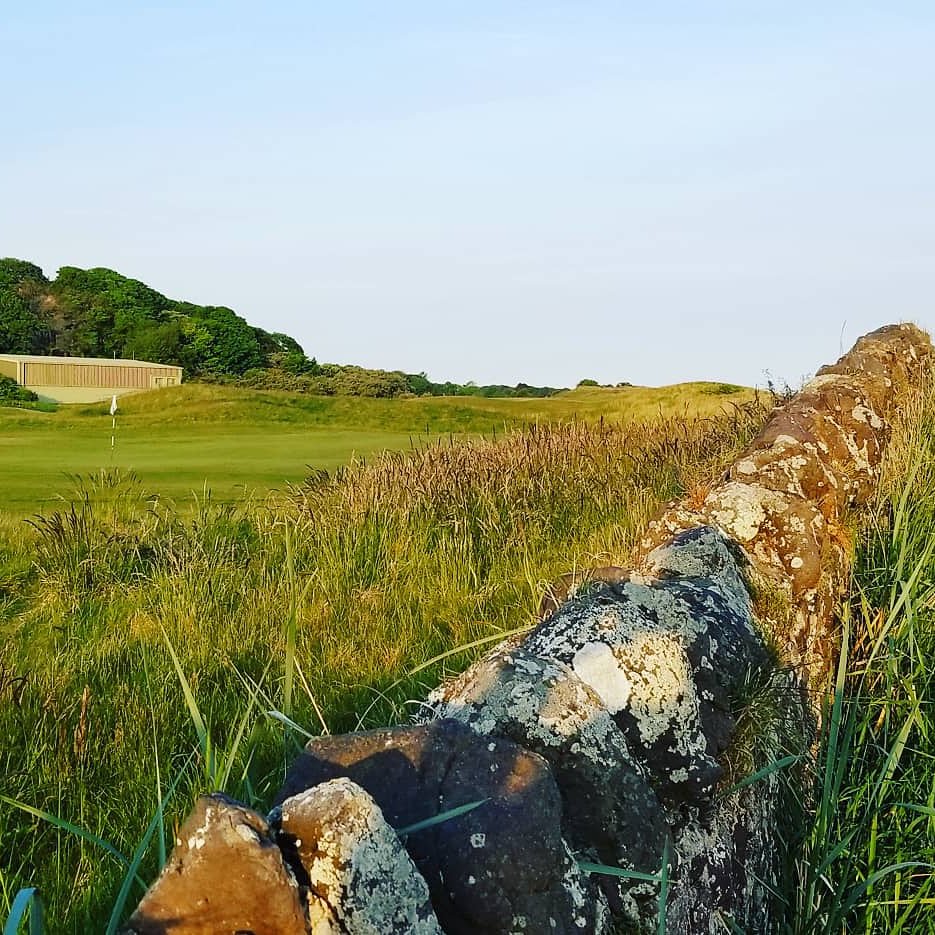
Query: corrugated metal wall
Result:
<box><xmin>22</xmin><ymin>362</ymin><xmax>182</xmax><ymax>388</ymax></box>
<box><xmin>0</xmin><ymin>359</ymin><xmax>17</xmax><ymax>380</ymax></box>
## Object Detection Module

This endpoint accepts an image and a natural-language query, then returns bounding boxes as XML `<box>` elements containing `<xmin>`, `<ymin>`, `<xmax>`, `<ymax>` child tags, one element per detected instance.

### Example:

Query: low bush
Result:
<box><xmin>0</xmin><ymin>375</ymin><xmax>37</xmax><ymax>404</ymax></box>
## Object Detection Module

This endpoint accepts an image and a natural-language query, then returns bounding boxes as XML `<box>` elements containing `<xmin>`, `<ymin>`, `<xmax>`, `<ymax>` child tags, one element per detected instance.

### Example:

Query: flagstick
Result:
<box><xmin>109</xmin><ymin>395</ymin><xmax>118</xmax><ymax>465</ymax></box>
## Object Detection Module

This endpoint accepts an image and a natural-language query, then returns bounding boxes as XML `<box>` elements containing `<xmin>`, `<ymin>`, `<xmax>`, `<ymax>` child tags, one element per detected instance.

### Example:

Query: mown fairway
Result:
<box><xmin>0</xmin><ymin>381</ymin><xmax>754</xmax><ymax>513</ymax></box>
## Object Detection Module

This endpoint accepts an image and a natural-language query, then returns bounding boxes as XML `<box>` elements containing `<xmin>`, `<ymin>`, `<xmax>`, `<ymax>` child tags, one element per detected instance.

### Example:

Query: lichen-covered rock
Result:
<box><xmin>276</xmin><ymin>718</ymin><xmax>608</xmax><ymax>934</ymax></box>
<box><xmin>761</xmin><ymin>374</ymin><xmax>886</xmax><ymax>501</ymax></box>
<box><xmin>701</xmin><ymin>482</ymin><xmax>826</xmax><ymax>595</ymax></box>
<box><xmin>276</xmin><ymin>778</ymin><xmax>441</xmax><ymax>934</ymax></box>
<box><xmin>665</xmin><ymin>788</ymin><xmax>778</xmax><ymax>934</ymax></box>
<box><xmin>123</xmin><ymin>793</ymin><xmax>307</xmax><ymax>935</ymax></box>
<box><xmin>522</xmin><ymin>527</ymin><xmax>769</xmax><ymax>804</ymax></box>
<box><xmin>817</xmin><ymin>323</ymin><xmax>932</xmax><ymax>403</ymax></box>
<box><xmin>422</xmin><ymin>646</ymin><xmax>667</xmax><ymax>926</ymax></box>
<box><xmin>729</xmin><ymin>420</ymin><xmax>845</xmax><ymax>515</ymax></box>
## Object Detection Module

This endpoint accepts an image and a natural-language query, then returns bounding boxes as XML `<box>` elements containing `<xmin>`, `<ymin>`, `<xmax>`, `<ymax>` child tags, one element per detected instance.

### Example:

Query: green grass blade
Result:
<box><xmin>282</xmin><ymin>524</ymin><xmax>297</xmax><ymax>718</ymax></box>
<box><xmin>3</xmin><ymin>888</ymin><xmax>43</xmax><ymax>935</ymax></box>
<box><xmin>396</xmin><ymin>799</ymin><xmax>490</xmax><ymax>836</ymax></box>
<box><xmin>720</xmin><ymin>755</ymin><xmax>798</xmax><ymax>797</ymax></box>
<box><xmin>160</xmin><ymin>625</ymin><xmax>214</xmax><ymax>783</ymax></box>
<box><xmin>218</xmin><ymin>659</ymin><xmax>271</xmax><ymax>790</ymax></box>
<box><xmin>820</xmin><ymin>619</ymin><xmax>851</xmax><ymax>828</ymax></box>
<box><xmin>837</xmin><ymin>862</ymin><xmax>934</xmax><ymax>921</ymax></box>
<box><xmin>869</xmin><ymin>701</ymin><xmax>919</xmax><ymax>806</ymax></box>
<box><xmin>895</xmin><ymin>802</ymin><xmax>935</xmax><ymax>818</ymax></box>
<box><xmin>0</xmin><ymin>796</ymin><xmax>140</xmax><ymax>885</ymax></box>
<box><xmin>103</xmin><ymin>810</ymin><xmax>160</xmax><ymax>935</ymax></box>
<box><xmin>266</xmin><ymin>709</ymin><xmax>316</xmax><ymax>740</ymax></box>
<box><xmin>104</xmin><ymin>762</ymin><xmax>190</xmax><ymax>935</ymax></box>
<box><xmin>816</xmin><ymin>828</ymin><xmax>858</xmax><ymax>876</ymax></box>
<box><xmin>577</xmin><ymin>862</ymin><xmax>661</xmax><ymax>883</ymax></box>
<box><xmin>355</xmin><ymin>623</ymin><xmax>534</xmax><ymax>728</ymax></box>
<box><xmin>143</xmin><ymin>651</ymin><xmax>167</xmax><ymax>869</ymax></box>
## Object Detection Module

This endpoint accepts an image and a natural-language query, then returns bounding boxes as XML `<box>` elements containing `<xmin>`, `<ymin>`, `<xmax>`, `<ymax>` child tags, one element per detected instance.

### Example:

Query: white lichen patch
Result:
<box><xmin>234</xmin><ymin>823</ymin><xmax>260</xmax><ymax>845</ymax></box>
<box><xmin>851</xmin><ymin>403</ymin><xmax>883</xmax><ymax>429</ymax></box>
<box><xmin>572</xmin><ymin>642</ymin><xmax>631</xmax><ymax>713</ymax></box>
<box><xmin>425</xmin><ymin>646</ymin><xmax>641</xmax><ymax>775</ymax></box>
<box><xmin>281</xmin><ymin>778</ymin><xmax>442</xmax><ymax>934</ymax></box>
<box><xmin>610</xmin><ymin>629</ymin><xmax>702</xmax><ymax>753</ymax></box>
<box><xmin>704</xmin><ymin>483</ymin><xmax>787</xmax><ymax>544</ymax></box>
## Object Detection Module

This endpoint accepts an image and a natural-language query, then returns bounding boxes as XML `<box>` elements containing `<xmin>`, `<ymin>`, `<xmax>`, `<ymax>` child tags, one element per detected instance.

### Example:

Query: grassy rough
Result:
<box><xmin>0</xmin><ymin>381</ymin><xmax>756</xmax><ymax>514</ymax></box>
<box><xmin>0</xmin><ymin>402</ymin><xmax>766</xmax><ymax>933</ymax></box>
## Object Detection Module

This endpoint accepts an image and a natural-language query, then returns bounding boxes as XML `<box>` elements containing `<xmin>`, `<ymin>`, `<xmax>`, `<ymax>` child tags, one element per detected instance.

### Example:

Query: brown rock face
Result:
<box><xmin>123</xmin><ymin>794</ymin><xmax>307</xmax><ymax>935</ymax></box>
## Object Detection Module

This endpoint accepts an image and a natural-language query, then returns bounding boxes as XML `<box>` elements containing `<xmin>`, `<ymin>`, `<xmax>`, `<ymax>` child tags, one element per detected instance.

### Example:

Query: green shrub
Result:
<box><xmin>704</xmin><ymin>382</ymin><xmax>744</xmax><ymax>396</ymax></box>
<box><xmin>0</xmin><ymin>375</ymin><xmax>38</xmax><ymax>404</ymax></box>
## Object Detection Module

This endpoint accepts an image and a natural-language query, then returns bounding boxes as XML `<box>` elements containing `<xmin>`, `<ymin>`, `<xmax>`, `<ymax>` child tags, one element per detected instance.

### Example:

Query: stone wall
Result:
<box><xmin>125</xmin><ymin>324</ymin><xmax>931</xmax><ymax>934</ymax></box>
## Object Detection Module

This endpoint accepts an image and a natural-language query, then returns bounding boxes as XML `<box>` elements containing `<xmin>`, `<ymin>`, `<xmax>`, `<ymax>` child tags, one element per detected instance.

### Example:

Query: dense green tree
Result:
<box><xmin>172</xmin><ymin>304</ymin><xmax>265</xmax><ymax>375</ymax></box>
<box><xmin>51</xmin><ymin>267</ymin><xmax>173</xmax><ymax>356</ymax></box>
<box><xmin>0</xmin><ymin>291</ymin><xmax>44</xmax><ymax>353</ymax></box>
<box><xmin>405</xmin><ymin>372</ymin><xmax>432</xmax><ymax>395</ymax></box>
<box><xmin>0</xmin><ymin>258</ymin><xmax>51</xmax><ymax>353</ymax></box>
<box><xmin>0</xmin><ymin>258</ymin><xmax>567</xmax><ymax>397</ymax></box>
<box><xmin>0</xmin><ymin>258</ymin><xmax>48</xmax><ymax>291</ymax></box>
<box><xmin>124</xmin><ymin>320</ymin><xmax>184</xmax><ymax>363</ymax></box>
<box><xmin>267</xmin><ymin>331</ymin><xmax>306</xmax><ymax>357</ymax></box>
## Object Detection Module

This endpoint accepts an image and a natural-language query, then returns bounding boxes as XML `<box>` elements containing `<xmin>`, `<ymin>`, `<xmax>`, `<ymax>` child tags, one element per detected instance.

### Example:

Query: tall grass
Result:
<box><xmin>5</xmin><ymin>381</ymin><xmax>934</xmax><ymax>934</ymax></box>
<box><xmin>0</xmin><ymin>406</ymin><xmax>766</xmax><ymax>932</ymax></box>
<box><xmin>789</xmin><ymin>382</ymin><xmax>935</xmax><ymax>933</ymax></box>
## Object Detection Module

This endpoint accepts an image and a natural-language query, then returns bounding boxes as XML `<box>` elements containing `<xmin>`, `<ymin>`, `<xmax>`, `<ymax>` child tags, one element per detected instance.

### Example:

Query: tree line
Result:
<box><xmin>0</xmin><ymin>259</ymin><xmax>563</xmax><ymax>398</ymax></box>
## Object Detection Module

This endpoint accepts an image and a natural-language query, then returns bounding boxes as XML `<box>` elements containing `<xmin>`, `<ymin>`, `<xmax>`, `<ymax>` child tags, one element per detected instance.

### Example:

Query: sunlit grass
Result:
<box><xmin>5</xmin><ymin>375</ymin><xmax>932</xmax><ymax>934</ymax></box>
<box><xmin>0</xmin><ymin>380</ymin><xmax>757</xmax><ymax>514</ymax></box>
<box><xmin>0</xmin><ymin>403</ymin><xmax>766</xmax><ymax>932</ymax></box>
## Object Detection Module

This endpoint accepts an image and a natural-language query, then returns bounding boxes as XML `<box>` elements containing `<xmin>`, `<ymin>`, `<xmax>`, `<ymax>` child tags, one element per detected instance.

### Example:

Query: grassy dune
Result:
<box><xmin>0</xmin><ymin>381</ymin><xmax>756</xmax><ymax>514</ymax></box>
<box><xmin>0</xmin><ymin>401</ymin><xmax>766</xmax><ymax>932</ymax></box>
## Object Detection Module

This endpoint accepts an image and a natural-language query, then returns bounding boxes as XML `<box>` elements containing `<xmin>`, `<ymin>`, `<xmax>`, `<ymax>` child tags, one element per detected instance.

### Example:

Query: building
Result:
<box><xmin>0</xmin><ymin>354</ymin><xmax>183</xmax><ymax>403</ymax></box>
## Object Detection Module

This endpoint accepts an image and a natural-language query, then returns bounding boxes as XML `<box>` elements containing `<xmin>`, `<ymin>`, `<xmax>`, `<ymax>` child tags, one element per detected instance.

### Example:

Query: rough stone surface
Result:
<box><xmin>276</xmin><ymin>778</ymin><xmax>441</xmax><ymax>934</ymax></box>
<box><xmin>523</xmin><ymin>527</ymin><xmax>770</xmax><ymax>805</ymax></box>
<box><xmin>422</xmin><ymin>646</ymin><xmax>667</xmax><ymax>926</ymax></box>
<box><xmin>123</xmin><ymin>794</ymin><xmax>307</xmax><ymax>935</ymax></box>
<box><xmin>277</xmin><ymin>718</ymin><xmax>608</xmax><ymax>934</ymax></box>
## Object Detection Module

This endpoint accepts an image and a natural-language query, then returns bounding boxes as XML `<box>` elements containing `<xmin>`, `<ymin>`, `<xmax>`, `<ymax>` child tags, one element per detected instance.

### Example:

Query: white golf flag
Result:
<box><xmin>110</xmin><ymin>395</ymin><xmax>118</xmax><ymax>416</ymax></box>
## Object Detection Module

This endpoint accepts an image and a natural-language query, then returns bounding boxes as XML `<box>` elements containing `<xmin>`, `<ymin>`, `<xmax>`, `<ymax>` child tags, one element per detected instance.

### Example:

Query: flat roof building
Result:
<box><xmin>0</xmin><ymin>354</ymin><xmax>183</xmax><ymax>404</ymax></box>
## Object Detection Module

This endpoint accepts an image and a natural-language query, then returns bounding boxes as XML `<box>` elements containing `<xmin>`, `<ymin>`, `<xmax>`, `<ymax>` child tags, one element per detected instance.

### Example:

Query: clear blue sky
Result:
<box><xmin>2</xmin><ymin>2</ymin><xmax>933</xmax><ymax>387</ymax></box>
